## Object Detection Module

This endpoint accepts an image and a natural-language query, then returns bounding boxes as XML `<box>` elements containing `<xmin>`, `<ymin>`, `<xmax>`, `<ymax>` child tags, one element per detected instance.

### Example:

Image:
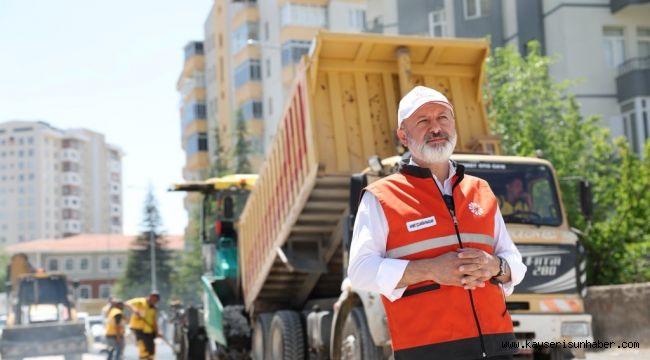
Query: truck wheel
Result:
<box><xmin>340</xmin><ymin>307</ymin><xmax>383</xmax><ymax>360</ymax></box>
<box><xmin>252</xmin><ymin>312</ymin><xmax>273</xmax><ymax>360</ymax></box>
<box><xmin>270</xmin><ymin>310</ymin><xmax>306</xmax><ymax>360</ymax></box>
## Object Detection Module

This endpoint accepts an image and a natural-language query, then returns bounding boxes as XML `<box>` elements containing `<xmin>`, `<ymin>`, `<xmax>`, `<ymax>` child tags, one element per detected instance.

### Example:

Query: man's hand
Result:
<box><xmin>457</xmin><ymin>248</ymin><xmax>500</xmax><ymax>290</ymax></box>
<box><xmin>397</xmin><ymin>251</ymin><xmax>474</xmax><ymax>288</ymax></box>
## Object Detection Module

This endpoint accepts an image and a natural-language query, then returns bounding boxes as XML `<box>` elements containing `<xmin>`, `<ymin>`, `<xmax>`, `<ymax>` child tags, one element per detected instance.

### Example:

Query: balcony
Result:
<box><xmin>610</xmin><ymin>0</ymin><xmax>650</xmax><ymax>13</ymax></box>
<box><xmin>616</xmin><ymin>56</ymin><xmax>650</xmax><ymax>102</ymax></box>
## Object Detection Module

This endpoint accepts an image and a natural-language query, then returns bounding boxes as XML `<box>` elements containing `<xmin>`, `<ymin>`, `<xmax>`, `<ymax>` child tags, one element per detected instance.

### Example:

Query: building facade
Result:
<box><xmin>365</xmin><ymin>0</ymin><xmax>650</xmax><ymax>153</ymax></box>
<box><xmin>6</xmin><ymin>234</ymin><xmax>183</xmax><ymax>300</ymax></box>
<box><xmin>0</xmin><ymin>121</ymin><xmax>123</xmax><ymax>245</ymax></box>
<box><xmin>191</xmin><ymin>0</ymin><xmax>370</xmax><ymax>175</ymax></box>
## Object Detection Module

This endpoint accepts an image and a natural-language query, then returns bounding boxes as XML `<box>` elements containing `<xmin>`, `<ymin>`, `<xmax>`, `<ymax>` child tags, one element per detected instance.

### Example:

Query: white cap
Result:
<box><xmin>397</xmin><ymin>86</ymin><xmax>454</xmax><ymax>128</ymax></box>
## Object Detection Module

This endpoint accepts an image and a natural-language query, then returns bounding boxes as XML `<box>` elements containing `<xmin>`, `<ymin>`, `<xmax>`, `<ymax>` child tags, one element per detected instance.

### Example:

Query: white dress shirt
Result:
<box><xmin>348</xmin><ymin>161</ymin><xmax>527</xmax><ymax>302</ymax></box>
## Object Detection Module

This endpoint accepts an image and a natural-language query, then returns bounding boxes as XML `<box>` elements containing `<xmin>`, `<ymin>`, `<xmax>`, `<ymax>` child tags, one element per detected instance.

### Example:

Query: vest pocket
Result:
<box><xmin>402</xmin><ymin>283</ymin><xmax>440</xmax><ymax>297</ymax></box>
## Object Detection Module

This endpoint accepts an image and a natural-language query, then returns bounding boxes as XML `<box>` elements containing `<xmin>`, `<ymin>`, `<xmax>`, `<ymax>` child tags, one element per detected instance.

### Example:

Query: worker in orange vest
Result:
<box><xmin>349</xmin><ymin>86</ymin><xmax>527</xmax><ymax>360</ymax></box>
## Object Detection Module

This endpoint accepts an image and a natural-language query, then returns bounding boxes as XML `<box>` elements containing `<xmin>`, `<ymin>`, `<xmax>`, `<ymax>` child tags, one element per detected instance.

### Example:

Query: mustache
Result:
<box><xmin>424</xmin><ymin>132</ymin><xmax>451</xmax><ymax>142</ymax></box>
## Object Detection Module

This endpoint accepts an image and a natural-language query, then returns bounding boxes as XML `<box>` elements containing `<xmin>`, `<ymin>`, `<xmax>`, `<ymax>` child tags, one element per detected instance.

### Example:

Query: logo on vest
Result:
<box><xmin>469</xmin><ymin>202</ymin><xmax>485</xmax><ymax>216</ymax></box>
<box><xmin>406</xmin><ymin>216</ymin><xmax>437</xmax><ymax>232</ymax></box>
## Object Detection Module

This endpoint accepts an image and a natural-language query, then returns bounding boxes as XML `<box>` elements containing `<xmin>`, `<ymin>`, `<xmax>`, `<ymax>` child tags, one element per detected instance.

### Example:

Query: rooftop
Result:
<box><xmin>6</xmin><ymin>234</ymin><xmax>184</xmax><ymax>254</ymax></box>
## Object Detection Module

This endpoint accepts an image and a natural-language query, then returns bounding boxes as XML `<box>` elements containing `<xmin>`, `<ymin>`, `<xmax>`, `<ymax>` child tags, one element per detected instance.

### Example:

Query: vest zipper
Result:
<box><xmin>434</xmin><ymin>177</ymin><xmax>488</xmax><ymax>358</ymax></box>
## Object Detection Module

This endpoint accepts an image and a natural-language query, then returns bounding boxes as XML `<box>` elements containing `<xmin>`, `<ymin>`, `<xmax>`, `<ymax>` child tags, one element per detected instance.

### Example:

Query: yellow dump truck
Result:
<box><xmin>178</xmin><ymin>31</ymin><xmax>593</xmax><ymax>360</ymax></box>
<box><xmin>1</xmin><ymin>254</ymin><xmax>87</xmax><ymax>360</ymax></box>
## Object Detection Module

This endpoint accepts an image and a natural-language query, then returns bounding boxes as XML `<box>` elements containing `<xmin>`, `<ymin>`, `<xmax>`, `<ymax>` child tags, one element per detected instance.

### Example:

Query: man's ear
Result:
<box><xmin>396</xmin><ymin>127</ymin><xmax>408</xmax><ymax>147</ymax></box>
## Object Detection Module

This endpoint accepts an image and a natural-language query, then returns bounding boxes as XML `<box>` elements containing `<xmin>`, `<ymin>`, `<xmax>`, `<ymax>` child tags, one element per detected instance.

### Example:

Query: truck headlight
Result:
<box><xmin>561</xmin><ymin>321</ymin><xmax>590</xmax><ymax>337</ymax></box>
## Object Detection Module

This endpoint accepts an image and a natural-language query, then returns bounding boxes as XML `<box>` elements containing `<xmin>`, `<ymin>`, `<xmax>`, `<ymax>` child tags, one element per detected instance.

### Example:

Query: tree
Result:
<box><xmin>170</xmin><ymin>209</ymin><xmax>203</xmax><ymax>305</ymax></box>
<box><xmin>116</xmin><ymin>186</ymin><xmax>175</xmax><ymax>303</ymax></box>
<box><xmin>233</xmin><ymin>109</ymin><xmax>252</xmax><ymax>173</ymax></box>
<box><xmin>486</xmin><ymin>41</ymin><xmax>650</xmax><ymax>285</ymax></box>
<box><xmin>0</xmin><ymin>248</ymin><xmax>9</xmax><ymax>293</ymax></box>
<box><xmin>210</xmin><ymin>125</ymin><xmax>230</xmax><ymax>178</ymax></box>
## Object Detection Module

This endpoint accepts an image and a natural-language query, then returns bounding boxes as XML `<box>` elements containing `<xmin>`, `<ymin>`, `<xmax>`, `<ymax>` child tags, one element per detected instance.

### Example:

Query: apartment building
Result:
<box><xmin>6</xmin><ymin>234</ymin><xmax>183</xmax><ymax>300</ymax></box>
<box><xmin>365</xmin><ymin>0</ymin><xmax>650</xmax><ymax>153</ymax></box>
<box><xmin>177</xmin><ymin>41</ymin><xmax>210</xmax><ymax>222</ymax></box>
<box><xmin>0</xmin><ymin>121</ymin><xmax>123</xmax><ymax>245</ymax></box>
<box><xmin>197</xmin><ymin>0</ymin><xmax>369</xmax><ymax>173</ymax></box>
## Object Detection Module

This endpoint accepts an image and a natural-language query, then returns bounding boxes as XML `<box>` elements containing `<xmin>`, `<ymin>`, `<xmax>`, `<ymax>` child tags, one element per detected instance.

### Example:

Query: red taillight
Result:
<box><xmin>215</xmin><ymin>221</ymin><xmax>222</xmax><ymax>236</ymax></box>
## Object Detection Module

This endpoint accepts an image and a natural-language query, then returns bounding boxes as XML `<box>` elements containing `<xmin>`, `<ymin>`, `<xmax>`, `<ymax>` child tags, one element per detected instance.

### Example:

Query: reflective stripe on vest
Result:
<box><xmin>366</xmin><ymin>170</ymin><xmax>516</xmax><ymax>360</ymax></box>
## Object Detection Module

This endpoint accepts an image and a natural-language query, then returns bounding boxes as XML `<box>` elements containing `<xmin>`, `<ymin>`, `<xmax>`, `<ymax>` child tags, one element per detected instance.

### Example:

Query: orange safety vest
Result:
<box><xmin>365</xmin><ymin>162</ymin><xmax>516</xmax><ymax>360</ymax></box>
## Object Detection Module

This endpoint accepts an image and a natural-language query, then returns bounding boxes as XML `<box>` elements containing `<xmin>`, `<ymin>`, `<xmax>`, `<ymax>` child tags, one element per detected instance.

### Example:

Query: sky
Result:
<box><xmin>0</xmin><ymin>0</ymin><xmax>212</xmax><ymax>235</ymax></box>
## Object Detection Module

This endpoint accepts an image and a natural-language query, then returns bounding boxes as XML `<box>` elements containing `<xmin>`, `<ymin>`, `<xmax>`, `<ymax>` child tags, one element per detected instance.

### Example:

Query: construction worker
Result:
<box><xmin>126</xmin><ymin>292</ymin><xmax>160</xmax><ymax>360</ymax></box>
<box><xmin>105</xmin><ymin>300</ymin><xmax>125</xmax><ymax>360</ymax></box>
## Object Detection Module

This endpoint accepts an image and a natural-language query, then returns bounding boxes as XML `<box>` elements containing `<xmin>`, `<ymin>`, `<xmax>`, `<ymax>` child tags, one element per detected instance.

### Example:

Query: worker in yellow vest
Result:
<box><xmin>126</xmin><ymin>292</ymin><xmax>160</xmax><ymax>360</ymax></box>
<box><xmin>105</xmin><ymin>300</ymin><xmax>125</xmax><ymax>360</ymax></box>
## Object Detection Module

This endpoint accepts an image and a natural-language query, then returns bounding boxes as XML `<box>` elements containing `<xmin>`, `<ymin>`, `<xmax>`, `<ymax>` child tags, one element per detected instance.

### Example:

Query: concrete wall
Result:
<box><xmin>584</xmin><ymin>282</ymin><xmax>650</xmax><ymax>347</ymax></box>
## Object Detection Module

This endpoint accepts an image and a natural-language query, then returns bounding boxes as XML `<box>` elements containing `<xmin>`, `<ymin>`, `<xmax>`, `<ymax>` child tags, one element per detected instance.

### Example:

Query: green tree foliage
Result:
<box><xmin>170</xmin><ymin>209</ymin><xmax>203</xmax><ymax>305</ymax></box>
<box><xmin>233</xmin><ymin>109</ymin><xmax>252</xmax><ymax>174</ymax></box>
<box><xmin>210</xmin><ymin>126</ymin><xmax>230</xmax><ymax>178</ymax></box>
<box><xmin>486</xmin><ymin>41</ymin><xmax>650</xmax><ymax>285</ymax></box>
<box><xmin>0</xmin><ymin>248</ymin><xmax>9</xmax><ymax>293</ymax></box>
<box><xmin>116</xmin><ymin>187</ymin><xmax>174</xmax><ymax>304</ymax></box>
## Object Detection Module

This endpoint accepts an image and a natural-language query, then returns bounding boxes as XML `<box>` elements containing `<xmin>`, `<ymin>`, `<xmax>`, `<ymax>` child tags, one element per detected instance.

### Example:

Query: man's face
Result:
<box><xmin>148</xmin><ymin>295</ymin><xmax>160</xmax><ymax>305</ymax></box>
<box><xmin>397</xmin><ymin>102</ymin><xmax>457</xmax><ymax>164</ymax></box>
<box><xmin>507</xmin><ymin>178</ymin><xmax>523</xmax><ymax>197</ymax></box>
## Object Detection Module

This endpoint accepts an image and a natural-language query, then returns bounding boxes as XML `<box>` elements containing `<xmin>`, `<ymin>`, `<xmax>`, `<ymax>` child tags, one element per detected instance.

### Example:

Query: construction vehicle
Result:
<box><xmin>1</xmin><ymin>253</ymin><xmax>87</xmax><ymax>360</ymax></box>
<box><xmin>174</xmin><ymin>31</ymin><xmax>593</xmax><ymax>360</ymax></box>
<box><xmin>170</xmin><ymin>174</ymin><xmax>257</xmax><ymax>359</ymax></box>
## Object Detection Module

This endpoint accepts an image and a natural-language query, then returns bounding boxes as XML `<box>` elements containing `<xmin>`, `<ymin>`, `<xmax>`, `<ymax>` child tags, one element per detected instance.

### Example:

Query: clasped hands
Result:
<box><xmin>435</xmin><ymin>248</ymin><xmax>500</xmax><ymax>290</ymax></box>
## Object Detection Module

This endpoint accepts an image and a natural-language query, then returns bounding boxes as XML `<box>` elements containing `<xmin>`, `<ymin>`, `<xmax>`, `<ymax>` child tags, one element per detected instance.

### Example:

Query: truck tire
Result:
<box><xmin>252</xmin><ymin>313</ymin><xmax>273</xmax><ymax>360</ymax></box>
<box><xmin>270</xmin><ymin>310</ymin><xmax>306</xmax><ymax>360</ymax></box>
<box><xmin>340</xmin><ymin>307</ymin><xmax>383</xmax><ymax>360</ymax></box>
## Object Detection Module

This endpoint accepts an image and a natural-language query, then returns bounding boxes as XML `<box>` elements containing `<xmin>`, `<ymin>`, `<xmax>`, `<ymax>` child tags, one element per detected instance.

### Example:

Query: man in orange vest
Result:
<box><xmin>348</xmin><ymin>86</ymin><xmax>527</xmax><ymax>360</ymax></box>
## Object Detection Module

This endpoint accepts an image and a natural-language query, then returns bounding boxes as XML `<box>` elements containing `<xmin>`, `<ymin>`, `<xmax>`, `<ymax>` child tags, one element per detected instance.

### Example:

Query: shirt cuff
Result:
<box><xmin>498</xmin><ymin>252</ymin><xmax>527</xmax><ymax>296</ymax></box>
<box><xmin>377</xmin><ymin>258</ymin><xmax>409</xmax><ymax>302</ymax></box>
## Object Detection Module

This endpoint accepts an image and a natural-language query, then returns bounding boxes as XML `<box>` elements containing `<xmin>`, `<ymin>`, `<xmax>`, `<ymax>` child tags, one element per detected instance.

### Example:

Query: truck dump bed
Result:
<box><xmin>238</xmin><ymin>31</ymin><xmax>493</xmax><ymax>311</ymax></box>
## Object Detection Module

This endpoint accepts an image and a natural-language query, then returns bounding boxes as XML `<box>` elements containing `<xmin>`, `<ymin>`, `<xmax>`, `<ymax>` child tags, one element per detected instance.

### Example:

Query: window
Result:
<box><xmin>638</xmin><ymin>27</ymin><xmax>650</xmax><ymax>58</ymax></box>
<box><xmin>186</xmin><ymin>132</ymin><xmax>208</xmax><ymax>155</ymax></box>
<box><xmin>240</xmin><ymin>100</ymin><xmax>263</xmax><ymax>120</ymax></box>
<box><xmin>231</xmin><ymin>22</ymin><xmax>259</xmax><ymax>53</ymax></box>
<box><xmin>464</xmin><ymin>0</ymin><xmax>490</xmax><ymax>19</ymax></box>
<box><xmin>268</xmin><ymin>97</ymin><xmax>273</xmax><ymax>116</ymax></box>
<box><xmin>65</xmin><ymin>258</ymin><xmax>74</xmax><ymax>271</ymax></box>
<box><xmin>181</xmin><ymin>102</ymin><xmax>207</xmax><ymax>130</ymax></box>
<box><xmin>428</xmin><ymin>9</ymin><xmax>448</xmax><ymax>37</ymax></box>
<box><xmin>99</xmin><ymin>284</ymin><xmax>112</xmax><ymax>299</ymax></box>
<box><xmin>48</xmin><ymin>258</ymin><xmax>59</xmax><ymax>271</ymax></box>
<box><xmin>603</xmin><ymin>27</ymin><xmax>625</xmax><ymax>67</ymax></box>
<box><xmin>78</xmin><ymin>285</ymin><xmax>91</xmax><ymax>299</ymax></box>
<box><xmin>348</xmin><ymin>9</ymin><xmax>366</xmax><ymax>30</ymax></box>
<box><xmin>621</xmin><ymin>97</ymin><xmax>650</xmax><ymax>155</ymax></box>
<box><xmin>79</xmin><ymin>257</ymin><xmax>89</xmax><ymax>271</ymax></box>
<box><xmin>100</xmin><ymin>256</ymin><xmax>110</xmax><ymax>270</ymax></box>
<box><xmin>234</xmin><ymin>59</ymin><xmax>261</xmax><ymax>88</ymax></box>
<box><xmin>282</xmin><ymin>40</ymin><xmax>312</xmax><ymax>66</ymax></box>
<box><xmin>281</xmin><ymin>4</ymin><xmax>327</xmax><ymax>27</ymax></box>
<box><xmin>116</xmin><ymin>256</ymin><xmax>125</xmax><ymax>269</ymax></box>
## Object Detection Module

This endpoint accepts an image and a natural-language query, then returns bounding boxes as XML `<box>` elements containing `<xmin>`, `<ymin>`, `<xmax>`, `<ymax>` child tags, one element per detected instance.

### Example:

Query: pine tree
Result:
<box><xmin>170</xmin><ymin>209</ymin><xmax>203</xmax><ymax>305</ymax></box>
<box><xmin>233</xmin><ymin>109</ymin><xmax>252</xmax><ymax>174</ymax></box>
<box><xmin>210</xmin><ymin>126</ymin><xmax>230</xmax><ymax>177</ymax></box>
<box><xmin>116</xmin><ymin>186</ymin><xmax>174</xmax><ymax>303</ymax></box>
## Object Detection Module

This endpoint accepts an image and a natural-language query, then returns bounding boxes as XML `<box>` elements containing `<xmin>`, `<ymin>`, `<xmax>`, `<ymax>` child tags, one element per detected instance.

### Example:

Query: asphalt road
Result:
<box><xmin>10</xmin><ymin>344</ymin><xmax>650</xmax><ymax>360</ymax></box>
